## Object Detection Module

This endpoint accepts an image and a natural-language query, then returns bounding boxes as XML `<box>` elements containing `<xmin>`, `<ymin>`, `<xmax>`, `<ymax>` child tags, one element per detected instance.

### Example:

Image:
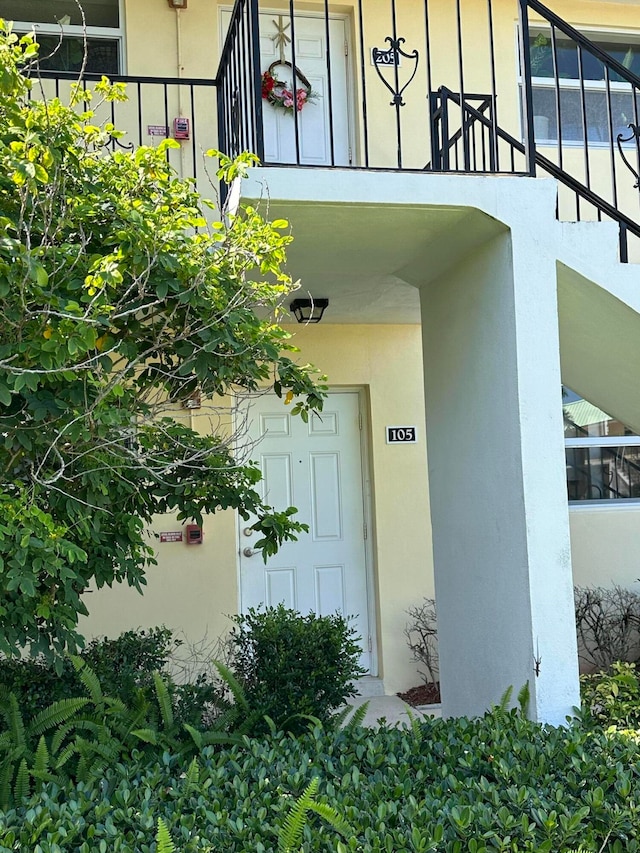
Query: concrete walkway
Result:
<box><xmin>344</xmin><ymin>694</ymin><xmax>442</xmax><ymax>728</ymax></box>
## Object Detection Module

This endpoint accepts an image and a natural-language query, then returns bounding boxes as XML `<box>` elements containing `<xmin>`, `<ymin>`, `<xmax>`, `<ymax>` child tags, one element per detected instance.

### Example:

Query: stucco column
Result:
<box><xmin>420</xmin><ymin>229</ymin><xmax>579</xmax><ymax>725</ymax></box>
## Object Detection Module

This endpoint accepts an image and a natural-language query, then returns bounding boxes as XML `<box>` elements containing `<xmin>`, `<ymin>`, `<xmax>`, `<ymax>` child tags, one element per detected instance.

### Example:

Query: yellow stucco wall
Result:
<box><xmin>570</xmin><ymin>506</ymin><xmax>640</xmax><ymax>592</ymax></box>
<box><xmin>81</xmin><ymin>324</ymin><xmax>434</xmax><ymax>694</ymax></box>
<box><xmin>123</xmin><ymin>0</ymin><xmax>218</xmax><ymax>79</ymax></box>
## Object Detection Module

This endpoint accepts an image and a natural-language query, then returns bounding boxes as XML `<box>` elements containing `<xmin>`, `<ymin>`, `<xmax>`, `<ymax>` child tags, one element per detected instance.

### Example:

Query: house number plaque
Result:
<box><xmin>386</xmin><ymin>425</ymin><xmax>417</xmax><ymax>444</ymax></box>
<box><xmin>371</xmin><ymin>47</ymin><xmax>402</xmax><ymax>67</ymax></box>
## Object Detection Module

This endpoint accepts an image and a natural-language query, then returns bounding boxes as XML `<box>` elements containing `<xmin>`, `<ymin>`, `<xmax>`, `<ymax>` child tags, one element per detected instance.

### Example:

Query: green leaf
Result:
<box><xmin>0</xmin><ymin>384</ymin><xmax>11</xmax><ymax>405</ymax></box>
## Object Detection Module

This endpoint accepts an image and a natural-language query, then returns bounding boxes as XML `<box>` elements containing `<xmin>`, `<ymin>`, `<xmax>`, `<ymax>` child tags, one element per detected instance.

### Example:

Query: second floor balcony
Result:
<box><xmin>19</xmin><ymin>0</ymin><xmax>640</xmax><ymax>260</ymax></box>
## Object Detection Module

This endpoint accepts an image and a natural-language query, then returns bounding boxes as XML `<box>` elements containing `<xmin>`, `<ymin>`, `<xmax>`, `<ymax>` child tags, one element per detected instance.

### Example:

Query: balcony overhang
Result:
<box><xmin>238</xmin><ymin>167</ymin><xmax>553</xmax><ymax>324</ymax></box>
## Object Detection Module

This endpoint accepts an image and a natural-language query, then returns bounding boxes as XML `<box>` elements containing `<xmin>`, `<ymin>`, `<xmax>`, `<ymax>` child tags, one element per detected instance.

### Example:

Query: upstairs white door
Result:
<box><xmin>258</xmin><ymin>12</ymin><xmax>351</xmax><ymax>166</ymax></box>
<box><xmin>238</xmin><ymin>391</ymin><xmax>373</xmax><ymax>673</ymax></box>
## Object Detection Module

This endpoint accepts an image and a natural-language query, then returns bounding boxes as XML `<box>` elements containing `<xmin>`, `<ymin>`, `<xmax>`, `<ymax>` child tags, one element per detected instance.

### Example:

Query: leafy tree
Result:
<box><xmin>0</xmin><ymin>24</ymin><xmax>325</xmax><ymax>660</ymax></box>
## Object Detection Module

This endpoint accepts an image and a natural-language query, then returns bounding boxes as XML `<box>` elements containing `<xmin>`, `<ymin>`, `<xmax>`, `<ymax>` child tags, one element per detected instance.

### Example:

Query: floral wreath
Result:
<box><xmin>261</xmin><ymin>60</ymin><xmax>316</xmax><ymax>114</ymax></box>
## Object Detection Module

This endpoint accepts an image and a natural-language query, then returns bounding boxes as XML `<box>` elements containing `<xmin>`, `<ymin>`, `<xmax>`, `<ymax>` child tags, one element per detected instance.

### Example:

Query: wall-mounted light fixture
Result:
<box><xmin>290</xmin><ymin>297</ymin><xmax>329</xmax><ymax>324</ymax></box>
<box><xmin>167</xmin><ymin>0</ymin><xmax>187</xmax><ymax>8</ymax></box>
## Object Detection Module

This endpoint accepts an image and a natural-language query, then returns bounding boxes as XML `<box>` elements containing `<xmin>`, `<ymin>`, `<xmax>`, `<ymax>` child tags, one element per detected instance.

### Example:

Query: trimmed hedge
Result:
<box><xmin>1</xmin><ymin>710</ymin><xmax>640</xmax><ymax>852</ymax></box>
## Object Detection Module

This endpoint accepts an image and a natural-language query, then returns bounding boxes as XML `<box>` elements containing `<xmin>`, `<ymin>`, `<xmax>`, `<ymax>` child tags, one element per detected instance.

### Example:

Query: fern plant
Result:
<box><xmin>0</xmin><ymin>653</ymin><xmax>299</xmax><ymax>810</ymax></box>
<box><xmin>156</xmin><ymin>818</ymin><xmax>177</xmax><ymax>853</ymax></box>
<box><xmin>332</xmin><ymin>700</ymin><xmax>370</xmax><ymax>732</ymax></box>
<box><xmin>490</xmin><ymin>683</ymin><xmax>531</xmax><ymax>722</ymax></box>
<box><xmin>277</xmin><ymin>777</ymin><xmax>353</xmax><ymax>853</ymax></box>
<box><xmin>0</xmin><ymin>688</ymin><xmax>89</xmax><ymax>808</ymax></box>
<box><xmin>0</xmin><ymin>657</ymin><xmax>228</xmax><ymax>807</ymax></box>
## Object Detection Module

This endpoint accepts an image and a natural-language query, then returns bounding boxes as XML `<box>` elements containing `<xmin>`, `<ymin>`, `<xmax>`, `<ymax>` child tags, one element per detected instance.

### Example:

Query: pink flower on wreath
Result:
<box><xmin>261</xmin><ymin>68</ymin><xmax>315</xmax><ymax>113</ymax></box>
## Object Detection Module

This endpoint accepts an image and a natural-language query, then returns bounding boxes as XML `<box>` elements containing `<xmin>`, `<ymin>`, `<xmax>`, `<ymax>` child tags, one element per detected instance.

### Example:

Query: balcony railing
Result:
<box><xmin>30</xmin><ymin>71</ymin><xmax>218</xmax><ymax>190</ymax></box>
<box><xmin>218</xmin><ymin>0</ymin><xmax>520</xmax><ymax>174</ymax></box>
<box><xmin>217</xmin><ymin>0</ymin><xmax>640</xmax><ymax>260</ymax></box>
<box><xmin>28</xmin><ymin>0</ymin><xmax>640</xmax><ymax>261</ymax></box>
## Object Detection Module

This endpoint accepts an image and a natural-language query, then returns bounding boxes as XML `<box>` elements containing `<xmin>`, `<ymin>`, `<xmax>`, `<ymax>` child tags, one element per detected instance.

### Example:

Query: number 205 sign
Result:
<box><xmin>386</xmin><ymin>425</ymin><xmax>417</xmax><ymax>444</ymax></box>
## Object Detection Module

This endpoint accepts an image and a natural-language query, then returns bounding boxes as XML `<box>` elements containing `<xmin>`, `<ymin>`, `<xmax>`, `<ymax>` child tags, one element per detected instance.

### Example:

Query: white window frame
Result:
<box><xmin>12</xmin><ymin>0</ymin><xmax>126</xmax><ymax>74</ymax></box>
<box><xmin>565</xmin><ymin>435</ymin><xmax>640</xmax><ymax>449</ymax></box>
<box><xmin>565</xmin><ymin>436</ymin><xmax>640</xmax><ymax>505</ymax></box>
<box><xmin>518</xmin><ymin>24</ymin><xmax>640</xmax><ymax>148</ymax></box>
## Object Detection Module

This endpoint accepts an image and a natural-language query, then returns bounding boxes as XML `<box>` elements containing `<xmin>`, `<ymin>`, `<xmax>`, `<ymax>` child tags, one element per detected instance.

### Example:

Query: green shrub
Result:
<box><xmin>2</xmin><ymin>712</ymin><xmax>640</xmax><ymax>851</ymax></box>
<box><xmin>229</xmin><ymin>605</ymin><xmax>364</xmax><ymax>733</ymax></box>
<box><xmin>0</xmin><ymin>628</ymin><xmax>223</xmax><ymax>728</ymax></box>
<box><xmin>580</xmin><ymin>660</ymin><xmax>640</xmax><ymax>729</ymax></box>
<box><xmin>0</xmin><ymin>627</ymin><xmax>176</xmax><ymax>719</ymax></box>
<box><xmin>79</xmin><ymin>627</ymin><xmax>176</xmax><ymax>699</ymax></box>
<box><xmin>0</xmin><ymin>657</ymin><xmax>70</xmax><ymax>722</ymax></box>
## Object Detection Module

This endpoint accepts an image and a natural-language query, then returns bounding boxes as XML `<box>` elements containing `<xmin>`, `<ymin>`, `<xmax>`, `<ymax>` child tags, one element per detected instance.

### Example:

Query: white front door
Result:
<box><xmin>258</xmin><ymin>12</ymin><xmax>351</xmax><ymax>166</ymax></box>
<box><xmin>238</xmin><ymin>391</ymin><xmax>373</xmax><ymax>673</ymax></box>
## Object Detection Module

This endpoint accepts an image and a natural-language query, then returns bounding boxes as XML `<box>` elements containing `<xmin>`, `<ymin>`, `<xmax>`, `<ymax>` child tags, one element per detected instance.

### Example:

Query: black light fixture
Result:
<box><xmin>290</xmin><ymin>297</ymin><xmax>329</xmax><ymax>324</ymax></box>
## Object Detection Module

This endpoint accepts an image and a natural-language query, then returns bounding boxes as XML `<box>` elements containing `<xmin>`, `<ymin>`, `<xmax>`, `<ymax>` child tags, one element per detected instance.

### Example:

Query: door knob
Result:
<box><xmin>243</xmin><ymin>547</ymin><xmax>257</xmax><ymax>557</ymax></box>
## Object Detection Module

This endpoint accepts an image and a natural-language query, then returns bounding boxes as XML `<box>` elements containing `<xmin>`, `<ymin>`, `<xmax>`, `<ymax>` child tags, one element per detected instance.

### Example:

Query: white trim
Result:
<box><xmin>569</xmin><ymin>500</ymin><xmax>640</xmax><ymax>512</ymax></box>
<box><xmin>13</xmin><ymin>23</ymin><xmax>120</xmax><ymax>36</ymax></box>
<box><xmin>565</xmin><ymin>435</ymin><xmax>640</xmax><ymax>448</ymax></box>
<box><xmin>531</xmin><ymin>77</ymin><xmax>636</xmax><ymax>93</ymax></box>
<box><xmin>529</xmin><ymin>21</ymin><xmax>640</xmax><ymax>45</ymax></box>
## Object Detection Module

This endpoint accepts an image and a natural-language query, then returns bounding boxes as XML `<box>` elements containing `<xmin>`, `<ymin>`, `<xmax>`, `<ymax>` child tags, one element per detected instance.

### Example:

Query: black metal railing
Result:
<box><xmin>217</xmin><ymin>0</ymin><xmax>511</xmax><ymax>172</ymax></box>
<box><xmin>519</xmin><ymin>0</ymin><xmax>640</xmax><ymax>260</ymax></box>
<box><xmin>428</xmin><ymin>88</ymin><xmax>525</xmax><ymax>173</ymax></box>
<box><xmin>428</xmin><ymin>80</ymin><xmax>640</xmax><ymax>261</ymax></box>
<box><xmin>29</xmin><ymin>70</ymin><xmax>218</xmax><ymax>187</ymax></box>
<box><xmin>217</xmin><ymin>0</ymin><xmax>263</xmax><ymax>166</ymax></box>
<box><xmin>566</xmin><ymin>443</ymin><xmax>640</xmax><ymax>501</ymax></box>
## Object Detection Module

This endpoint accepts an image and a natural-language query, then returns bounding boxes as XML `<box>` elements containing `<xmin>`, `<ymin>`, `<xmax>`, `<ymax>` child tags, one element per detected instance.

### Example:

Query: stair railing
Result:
<box><xmin>431</xmin><ymin>88</ymin><xmax>640</xmax><ymax>259</ymax></box>
<box><xmin>519</xmin><ymin>0</ymin><xmax>640</xmax><ymax>260</ymax></box>
<box><xmin>428</xmin><ymin>89</ymin><xmax>497</xmax><ymax>172</ymax></box>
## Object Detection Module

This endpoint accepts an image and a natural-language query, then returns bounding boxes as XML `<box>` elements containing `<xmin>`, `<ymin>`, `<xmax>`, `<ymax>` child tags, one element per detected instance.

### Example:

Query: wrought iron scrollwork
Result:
<box><xmin>372</xmin><ymin>37</ymin><xmax>419</xmax><ymax>107</ymax></box>
<box><xmin>102</xmin><ymin>136</ymin><xmax>135</xmax><ymax>153</ymax></box>
<box><xmin>616</xmin><ymin>124</ymin><xmax>640</xmax><ymax>190</ymax></box>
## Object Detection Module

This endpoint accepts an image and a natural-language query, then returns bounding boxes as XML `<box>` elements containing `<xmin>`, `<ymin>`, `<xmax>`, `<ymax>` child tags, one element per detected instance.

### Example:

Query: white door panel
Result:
<box><xmin>239</xmin><ymin>391</ymin><xmax>372</xmax><ymax>672</ymax></box>
<box><xmin>260</xmin><ymin>14</ymin><xmax>350</xmax><ymax>166</ymax></box>
<box><xmin>220</xmin><ymin>9</ymin><xmax>351</xmax><ymax>167</ymax></box>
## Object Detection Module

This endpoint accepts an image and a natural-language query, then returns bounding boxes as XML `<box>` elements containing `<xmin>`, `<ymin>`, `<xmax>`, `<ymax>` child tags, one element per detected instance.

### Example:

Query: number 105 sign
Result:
<box><xmin>386</xmin><ymin>425</ymin><xmax>417</xmax><ymax>444</ymax></box>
